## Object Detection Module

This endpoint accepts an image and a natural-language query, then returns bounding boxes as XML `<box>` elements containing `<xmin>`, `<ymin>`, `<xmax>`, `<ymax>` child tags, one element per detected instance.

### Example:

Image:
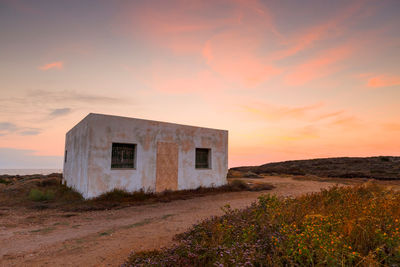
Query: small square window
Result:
<box><xmin>111</xmin><ymin>143</ymin><xmax>136</xmax><ymax>169</ymax></box>
<box><xmin>195</xmin><ymin>148</ymin><xmax>211</xmax><ymax>169</ymax></box>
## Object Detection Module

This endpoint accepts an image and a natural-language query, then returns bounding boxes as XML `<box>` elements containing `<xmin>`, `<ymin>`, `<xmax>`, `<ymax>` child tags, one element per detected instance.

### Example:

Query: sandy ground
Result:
<box><xmin>0</xmin><ymin>176</ymin><xmax>347</xmax><ymax>266</ymax></box>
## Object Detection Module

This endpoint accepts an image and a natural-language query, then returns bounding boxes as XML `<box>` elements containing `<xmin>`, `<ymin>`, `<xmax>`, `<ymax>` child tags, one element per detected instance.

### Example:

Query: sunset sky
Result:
<box><xmin>0</xmin><ymin>0</ymin><xmax>399</xmax><ymax>169</ymax></box>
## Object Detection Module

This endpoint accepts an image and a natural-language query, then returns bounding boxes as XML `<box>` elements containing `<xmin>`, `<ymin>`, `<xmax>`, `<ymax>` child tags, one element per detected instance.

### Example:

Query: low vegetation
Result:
<box><xmin>227</xmin><ymin>170</ymin><xmax>262</xmax><ymax>179</ymax></box>
<box><xmin>126</xmin><ymin>184</ymin><xmax>400</xmax><ymax>266</ymax></box>
<box><xmin>0</xmin><ymin>174</ymin><xmax>273</xmax><ymax>211</ymax></box>
<box><xmin>231</xmin><ymin>156</ymin><xmax>400</xmax><ymax>179</ymax></box>
<box><xmin>0</xmin><ymin>178</ymin><xmax>12</xmax><ymax>185</ymax></box>
<box><xmin>28</xmin><ymin>188</ymin><xmax>55</xmax><ymax>201</ymax></box>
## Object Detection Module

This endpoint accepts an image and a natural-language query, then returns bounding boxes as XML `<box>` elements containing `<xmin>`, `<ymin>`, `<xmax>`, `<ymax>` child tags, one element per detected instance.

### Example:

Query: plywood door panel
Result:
<box><xmin>156</xmin><ymin>142</ymin><xmax>178</xmax><ymax>192</ymax></box>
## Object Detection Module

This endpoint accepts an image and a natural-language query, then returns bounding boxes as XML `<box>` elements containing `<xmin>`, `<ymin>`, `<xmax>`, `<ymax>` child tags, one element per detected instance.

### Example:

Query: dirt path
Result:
<box><xmin>0</xmin><ymin>176</ymin><xmax>342</xmax><ymax>266</ymax></box>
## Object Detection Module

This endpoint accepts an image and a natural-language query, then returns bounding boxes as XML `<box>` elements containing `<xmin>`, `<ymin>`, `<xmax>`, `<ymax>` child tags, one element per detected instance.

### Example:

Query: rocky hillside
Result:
<box><xmin>231</xmin><ymin>156</ymin><xmax>400</xmax><ymax>180</ymax></box>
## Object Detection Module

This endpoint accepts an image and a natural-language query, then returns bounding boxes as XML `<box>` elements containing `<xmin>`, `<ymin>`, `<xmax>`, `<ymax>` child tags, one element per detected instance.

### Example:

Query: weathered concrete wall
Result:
<box><xmin>63</xmin><ymin>115</ymin><xmax>90</xmax><ymax>198</ymax></box>
<box><xmin>64</xmin><ymin>113</ymin><xmax>228</xmax><ymax>199</ymax></box>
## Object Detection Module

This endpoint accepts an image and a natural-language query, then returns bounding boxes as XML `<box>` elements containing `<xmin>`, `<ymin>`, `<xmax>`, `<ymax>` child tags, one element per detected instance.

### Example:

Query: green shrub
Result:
<box><xmin>29</xmin><ymin>188</ymin><xmax>55</xmax><ymax>201</ymax></box>
<box><xmin>0</xmin><ymin>178</ymin><xmax>11</xmax><ymax>185</ymax></box>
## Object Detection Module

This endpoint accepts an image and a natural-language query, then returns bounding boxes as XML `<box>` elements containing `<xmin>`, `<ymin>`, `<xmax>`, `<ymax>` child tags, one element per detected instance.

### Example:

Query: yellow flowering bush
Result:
<box><xmin>126</xmin><ymin>184</ymin><xmax>400</xmax><ymax>266</ymax></box>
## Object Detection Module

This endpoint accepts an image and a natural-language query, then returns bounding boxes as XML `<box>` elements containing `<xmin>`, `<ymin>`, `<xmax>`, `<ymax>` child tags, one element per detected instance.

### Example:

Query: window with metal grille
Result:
<box><xmin>195</xmin><ymin>148</ymin><xmax>211</xmax><ymax>169</ymax></box>
<box><xmin>111</xmin><ymin>143</ymin><xmax>136</xmax><ymax>169</ymax></box>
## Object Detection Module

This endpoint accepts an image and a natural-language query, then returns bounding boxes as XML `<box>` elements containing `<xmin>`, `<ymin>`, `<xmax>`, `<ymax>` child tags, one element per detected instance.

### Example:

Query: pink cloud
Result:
<box><xmin>201</xmin><ymin>3</ymin><xmax>281</xmax><ymax>87</ymax></box>
<box><xmin>202</xmin><ymin>1</ymin><xmax>282</xmax><ymax>87</ymax></box>
<box><xmin>367</xmin><ymin>75</ymin><xmax>400</xmax><ymax>88</ymax></box>
<box><xmin>118</xmin><ymin>0</ymin><xmax>284</xmax><ymax>87</ymax></box>
<box><xmin>151</xmin><ymin>70</ymin><xmax>226</xmax><ymax>94</ymax></box>
<box><xmin>203</xmin><ymin>31</ymin><xmax>282</xmax><ymax>87</ymax></box>
<box><xmin>120</xmin><ymin>1</ymin><xmax>245</xmax><ymax>55</ymax></box>
<box><xmin>124</xmin><ymin>59</ymin><xmax>229</xmax><ymax>95</ymax></box>
<box><xmin>202</xmin><ymin>41</ymin><xmax>213</xmax><ymax>64</ymax></box>
<box><xmin>272</xmin><ymin>24</ymin><xmax>338</xmax><ymax>61</ymax></box>
<box><xmin>284</xmin><ymin>44</ymin><xmax>353</xmax><ymax>86</ymax></box>
<box><xmin>271</xmin><ymin>1</ymin><xmax>364</xmax><ymax>60</ymax></box>
<box><xmin>38</xmin><ymin>61</ymin><xmax>63</xmax><ymax>71</ymax></box>
<box><xmin>120</xmin><ymin>0</ymin><xmax>282</xmax><ymax>87</ymax></box>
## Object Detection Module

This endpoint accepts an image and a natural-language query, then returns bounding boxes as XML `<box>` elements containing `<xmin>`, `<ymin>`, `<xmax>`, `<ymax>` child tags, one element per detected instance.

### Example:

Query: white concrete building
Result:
<box><xmin>63</xmin><ymin>113</ymin><xmax>228</xmax><ymax>199</ymax></box>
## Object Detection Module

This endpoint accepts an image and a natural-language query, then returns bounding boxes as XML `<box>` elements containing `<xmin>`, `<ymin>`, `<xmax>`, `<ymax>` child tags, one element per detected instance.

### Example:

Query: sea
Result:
<box><xmin>0</xmin><ymin>169</ymin><xmax>62</xmax><ymax>175</ymax></box>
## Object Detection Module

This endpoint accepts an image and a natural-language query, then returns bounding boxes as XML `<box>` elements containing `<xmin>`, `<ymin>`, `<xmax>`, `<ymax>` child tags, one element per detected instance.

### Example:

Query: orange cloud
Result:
<box><xmin>242</xmin><ymin>102</ymin><xmax>357</xmax><ymax>131</ymax></box>
<box><xmin>38</xmin><ymin>61</ymin><xmax>63</xmax><ymax>71</ymax></box>
<box><xmin>382</xmin><ymin>123</ymin><xmax>400</xmax><ymax>131</ymax></box>
<box><xmin>243</xmin><ymin>102</ymin><xmax>324</xmax><ymax>121</ymax></box>
<box><xmin>279</xmin><ymin>125</ymin><xmax>319</xmax><ymax>141</ymax></box>
<box><xmin>313</xmin><ymin>110</ymin><xmax>344</xmax><ymax>121</ymax></box>
<box><xmin>330</xmin><ymin>116</ymin><xmax>363</xmax><ymax>129</ymax></box>
<box><xmin>367</xmin><ymin>75</ymin><xmax>400</xmax><ymax>88</ymax></box>
<box><xmin>284</xmin><ymin>44</ymin><xmax>353</xmax><ymax>86</ymax></box>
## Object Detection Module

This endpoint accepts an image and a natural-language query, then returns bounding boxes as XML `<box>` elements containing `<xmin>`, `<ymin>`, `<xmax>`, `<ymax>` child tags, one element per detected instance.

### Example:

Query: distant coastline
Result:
<box><xmin>0</xmin><ymin>169</ymin><xmax>62</xmax><ymax>175</ymax></box>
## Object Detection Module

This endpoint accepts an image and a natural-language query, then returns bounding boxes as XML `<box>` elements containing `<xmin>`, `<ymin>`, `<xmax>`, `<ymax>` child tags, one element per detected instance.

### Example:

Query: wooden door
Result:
<box><xmin>156</xmin><ymin>142</ymin><xmax>178</xmax><ymax>192</ymax></box>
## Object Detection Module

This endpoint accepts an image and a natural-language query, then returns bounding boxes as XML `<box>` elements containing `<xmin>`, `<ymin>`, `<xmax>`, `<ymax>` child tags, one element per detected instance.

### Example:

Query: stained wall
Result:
<box><xmin>63</xmin><ymin>113</ymin><xmax>228</xmax><ymax>199</ymax></box>
<box><xmin>63</xmin><ymin>115</ymin><xmax>90</xmax><ymax>197</ymax></box>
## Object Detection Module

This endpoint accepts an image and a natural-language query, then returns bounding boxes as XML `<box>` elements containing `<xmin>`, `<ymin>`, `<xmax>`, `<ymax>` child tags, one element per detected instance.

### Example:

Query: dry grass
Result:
<box><xmin>127</xmin><ymin>183</ymin><xmax>400</xmax><ymax>266</ymax></box>
<box><xmin>0</xmin><ymin>175</ymin><xmax>274</xmax><ymax>212</ymax></box>
<box><xmin>232</xmin><ymin>156</ymin><xmax>400</xmax><ymax>180</ymax></box>
<box><xmin>290</xmin><ymin>175</ymin><xmax>367</xmax><ymax>184</ymax></box>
